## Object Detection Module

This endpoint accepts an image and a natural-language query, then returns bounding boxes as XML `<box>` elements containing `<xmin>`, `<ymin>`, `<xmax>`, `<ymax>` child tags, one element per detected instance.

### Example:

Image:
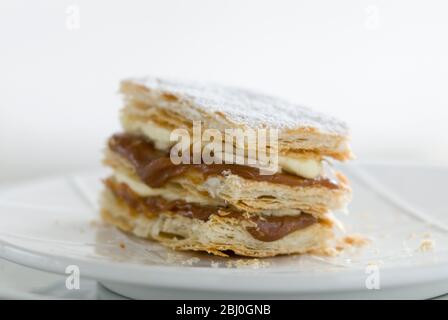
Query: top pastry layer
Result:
<box><xmin>120</xmin><ymin>76</ymin><xmax>353</xmax><ymax>160</ymax></box>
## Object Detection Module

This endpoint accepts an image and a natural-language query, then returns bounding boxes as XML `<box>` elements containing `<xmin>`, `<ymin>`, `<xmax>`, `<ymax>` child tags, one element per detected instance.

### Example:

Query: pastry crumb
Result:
<box><xmin>418</xmin><ymin>239</ymin><xmax>435</xmax><ymax>252</ymax></box>
<box><xmin>342</xmin><ymin>234</ymin><xmax>370</xmax><ymax>247</ymax></box>
<box><xmin>312</xmin><ymin>234</ymin><xmax>370</xmax><ymax>257</ymax></box>
<box><xmin>181</xmin><ymin>257</ymin><xmax>201</xmax><ymax>266</ymax></box>
<box><xmin>165</xmin><ymin>253</ymin><xmax>201</xmax><ymax>265</ymax></box>
<box><xmin>226</xmin><ymin>259</ymin><xmax>270</xmax><ymax>269</ymax></box>
<box><xmin>119</xmin><ymin>242</ymin><xmax>126</xmax><ymax>249</ymax></box>
<box><xmin>310</xmin><ymin>246</ymin><xmax>340</xmax><ymax>257</ymax></box>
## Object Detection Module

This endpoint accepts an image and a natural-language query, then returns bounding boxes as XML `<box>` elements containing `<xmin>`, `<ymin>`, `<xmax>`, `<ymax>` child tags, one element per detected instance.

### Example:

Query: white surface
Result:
<box><xmin>0</xmin><ymin>163</ymin><xmax>447</xmax><ymax>299</ymax></box>
<box><xmin>0</xmin><ymin>259</ymin><xmax>125</xmax><ymax>300</ymax></box>
<box><xmin>1</xmin><ymin>0</ymin><xmax>448</xmax><ymax>184</ymax></box>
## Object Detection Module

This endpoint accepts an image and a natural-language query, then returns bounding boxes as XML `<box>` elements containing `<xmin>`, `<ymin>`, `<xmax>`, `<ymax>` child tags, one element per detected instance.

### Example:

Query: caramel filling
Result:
<box><xmin>108</xmin><ymin>133</ymin><xmax>339</xmax><ymax>189</ymax></box>
<box><xmin>105</xmin><ymin>179</ymin><xmax>318</xmax><ymax>242</ymax></box>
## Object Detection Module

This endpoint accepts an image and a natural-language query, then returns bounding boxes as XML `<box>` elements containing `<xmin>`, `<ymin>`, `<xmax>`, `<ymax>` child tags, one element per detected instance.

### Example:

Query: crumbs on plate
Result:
<box><xmin>418</xmin><ymin>239</ymin><xmax>435</xmax><ymax>252</ymax></box>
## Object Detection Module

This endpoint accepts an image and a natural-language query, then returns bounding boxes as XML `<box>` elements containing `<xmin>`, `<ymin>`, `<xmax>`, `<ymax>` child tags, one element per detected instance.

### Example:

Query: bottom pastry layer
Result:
<box><xmin>101</xmin><ymin>188</ymin><xmax>334</xmax><ymax>257</ymax></box>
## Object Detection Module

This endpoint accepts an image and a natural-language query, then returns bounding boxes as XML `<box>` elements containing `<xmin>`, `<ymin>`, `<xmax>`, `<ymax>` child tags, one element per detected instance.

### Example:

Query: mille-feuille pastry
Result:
<box><xmin>100</xmin><ymin>76</ymin><xmax>352</xmax><ymax>257</ymax></box>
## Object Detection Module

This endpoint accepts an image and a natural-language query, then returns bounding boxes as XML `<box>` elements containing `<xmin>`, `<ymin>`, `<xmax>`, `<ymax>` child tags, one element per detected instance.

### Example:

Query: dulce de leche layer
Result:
<box><xmin>105</xmin><ymin>179</ymin><xmax>318</xmax><ymax>242</ymax></box>
<box><xmin>108</xmin><ymin>133</ymin><xmax>339</xmax><ymax>189</ymax></box>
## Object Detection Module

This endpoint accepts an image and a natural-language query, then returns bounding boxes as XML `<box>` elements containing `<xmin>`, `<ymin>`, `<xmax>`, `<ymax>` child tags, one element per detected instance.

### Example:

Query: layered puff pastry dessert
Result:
<box><xmin>101</xmin><ymin>76</ymin><xmax>353</xmax><ymax>257</ymax></box>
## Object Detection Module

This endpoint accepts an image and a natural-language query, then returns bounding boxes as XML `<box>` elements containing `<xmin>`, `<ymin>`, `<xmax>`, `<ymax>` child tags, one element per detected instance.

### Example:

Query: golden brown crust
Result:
<box><xmin>120</xmin><ymin>79</ymin><xmax>353</xmax><ymax>161</ymax></box>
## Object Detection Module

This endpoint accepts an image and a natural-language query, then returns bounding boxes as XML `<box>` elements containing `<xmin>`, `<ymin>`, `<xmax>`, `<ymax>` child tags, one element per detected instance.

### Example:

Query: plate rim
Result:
<box><xmin>1</xmin><ymin>236</ymin><xmax>448</xmax><ymax>293</ymax></box>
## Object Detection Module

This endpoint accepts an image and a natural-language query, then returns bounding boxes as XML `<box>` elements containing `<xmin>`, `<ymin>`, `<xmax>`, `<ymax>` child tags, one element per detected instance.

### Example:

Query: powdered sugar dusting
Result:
<box><xmin>127</xmin><ymin>76</ymin><xmax>349</xmax><ymax>135</ymax></box>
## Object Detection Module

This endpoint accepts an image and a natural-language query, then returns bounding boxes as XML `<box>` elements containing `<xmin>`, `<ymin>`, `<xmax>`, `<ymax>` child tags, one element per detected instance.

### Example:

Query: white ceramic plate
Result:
<box><xmin>0</xmin><ymin>163</ymin><xmax>447</xmax><ymax>299</ymax></box>
<box><xmin>0</xmin><ymin>258</ymin><xmax>126</xmax><ymax>300</ymax></box>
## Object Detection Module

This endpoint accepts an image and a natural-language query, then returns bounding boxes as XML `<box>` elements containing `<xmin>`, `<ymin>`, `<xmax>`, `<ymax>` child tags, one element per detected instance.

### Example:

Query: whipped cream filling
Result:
<box><xmin>113</xmin><ymin>171</ymin><xmax>305</xmax><ymax>217</ymax></box>
<box><xmin>122</xmin><ymin>117</ymin><xmax>173</xmax><ymax>150</ymax></box>
<box><xmin>279</xmin><ymin>156</ymin><xmax>322</xmax><ymax>179</ymax></box>
<box><xmin>121</xmin><ymin>119</ymin><xmax>323</xmax><ymax>179</ymax></box>
<box><xmin>113</xmin><ymin>170</ymin><xmax>222</xmax><ymax>206</ymax></box>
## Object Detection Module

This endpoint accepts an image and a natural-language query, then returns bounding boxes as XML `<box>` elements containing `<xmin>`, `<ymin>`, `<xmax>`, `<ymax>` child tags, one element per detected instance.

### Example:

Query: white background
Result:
<box><xmin>1</xmin><ymin>0</ymin><xmax>448</xmax><ymax>182</ymax></box>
